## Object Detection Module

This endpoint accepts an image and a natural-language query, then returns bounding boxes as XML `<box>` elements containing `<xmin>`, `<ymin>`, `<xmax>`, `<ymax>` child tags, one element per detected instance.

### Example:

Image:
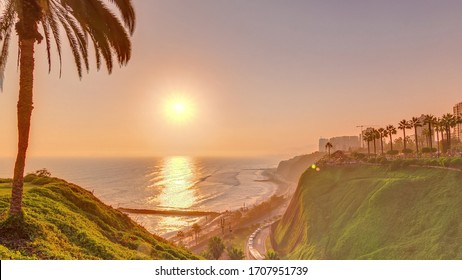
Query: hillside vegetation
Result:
<box><xmin>0</xmin><ymin>175</ymin><xmax>199</xmax><ymax>260</ymax></box>
<box><xmin>272</xmin><ymin>165</ymin><xmax>462</xmax><ymax>259</ymax></box>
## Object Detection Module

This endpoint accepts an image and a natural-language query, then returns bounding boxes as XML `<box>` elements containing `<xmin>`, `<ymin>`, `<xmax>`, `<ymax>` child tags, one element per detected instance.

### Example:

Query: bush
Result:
<box><xmin>402</xmin><ymin>148</ymin><xmax>413</xmax><ymax>154</ymax></box>
<box><xmin>421</xmin><ymin>147</ymin><xmax>437</xmax><ymax>153</ymax></box>
<box><xmin>377</xmin><ymin>157</ymin><xmax>388</xmax><ymax>164</ymax></box>
<box><xmin>264</xmin><ymin>250</ymin><xmax>280</xmax><ymax>260</ymax></box>
<box><xmin>386</xmin><ymin>150</ymin><xmax>399</xmax><ymax>155</ymax></box>
<box><xmin>352</xmin><ymin>152</ymin><xmax>366</xmax><ymax>160</ymax></box>
<box><xmin>35</xmin><ymin>168</ymin><xmax>51</xmax><ymax>177</ymax></box>
<box><xmin>448</xmin><ymin>158</ymin><xmax>462</xmax><ymax>168</ymax></box>
<box><xmin>31</xmin><ymin>177</ymin><xmax>55</xmax><ymax>186</ymax></box>
<box><xmin>227</xmin><ymin>246</ymin><xmax>245</xmax><ymax>260</ymax></box>
<box><xmin>389</xmin><ymin>159</ymin><xmax>403</xmax><ymax>170</ymax></box>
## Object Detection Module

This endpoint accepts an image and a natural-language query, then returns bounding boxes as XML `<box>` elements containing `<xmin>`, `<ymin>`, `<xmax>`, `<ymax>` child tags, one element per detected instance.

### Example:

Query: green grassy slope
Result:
<box><xmin>0</xmin><ymin>175</ymin><xmax>199</xmax><ymax>260</ymax></box>
<box><xmin>272</xmin><ymin>165</ymin><xmax>462</xmax><ymax>259</ymax></box>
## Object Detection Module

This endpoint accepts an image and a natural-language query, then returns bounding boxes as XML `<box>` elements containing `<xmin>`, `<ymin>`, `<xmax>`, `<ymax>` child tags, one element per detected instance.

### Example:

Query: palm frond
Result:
<box><xmin>53</xmin><ymin>7</ymin><xmax>83</xmax><ymax>78</ymax></box>
<box><xmin>108</xmin><ymin>0</ymin><xmax>135</xmax><ymax>34</ymax></box>
<box><xmin>0</xmin><ymin>0</ymin><xmax>15</xmax><ymax>90</ymax></box>
<box><xmin>41</xmin><ymin>20</ymin><xmax>52</xmax><ymax>73</ymax></box>
<box><xmin>45</xmin><ymin>7</ymin><xmax>63</xmax><ymax>77</ymax></box>
<box><xmin>0</xmin><ymin>24</ymin><xmax>12</xmax><ymax>90</ymax></box>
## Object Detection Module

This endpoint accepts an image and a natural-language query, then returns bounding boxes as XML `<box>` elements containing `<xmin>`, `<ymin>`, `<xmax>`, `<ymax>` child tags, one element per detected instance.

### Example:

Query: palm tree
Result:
<box><xmin>435</xmin><ymin>117</ymin><xmax>445</xmax><ymax>153</ymax></box>
<box><xmin>377</xmin><ymin>128</ymin><xmax>388</xmax><ymax>155</ymax></box>
<box><xmin>385</xmin><ymin>125</ymin><xmax>397</xmax><ymax>152</ymax></box>
<box><xmin>325</xmin><ymin>142</ymin><xmax>333</xmax><ymax>157</ymax></box>
<box><xmin>192</xmin><ymin>223</ymin><xmax>202</xmax><ymax>245</ymax></box>
<box><xmin>423</xmin><ymin>114</ymin><xmax>436</xmax><ymax>152</ymax></box>
<box><xmin>422</xmin><ymin>128</ymin><xmax>430</xmax><ymax>148</ymax></box>
<box><xmin>208</xmin><ymin>236</ymin><xmax>225</xmax><ymax>260</ymax></box>
<box><xmin>434</xmin><ymin>118</ymin><xmax>442</xmax><ymax>157</ymax></box>
<box><xmin>441</xmin><ymin>113</ymin><xmax>456</xmax><ymax>151</ymax></box>
<box><xmin>456</xmin><ymin>115</ymin><xmax>462</xmax><ymax>142</ymax></box>
<box><xmin>363</xmin><ymin>131</ymin><xmax>373</xmax><ymax>157</ymax></box>
<box><xmin>409</xmin><ymin>117</ymin><xmax>422</xmax><ymax>154</ymax></box>
<box><xmin>0</xmin><ymin>0</ymin><xmax>135</xmax><ymax>216</ymax></box>
<box><xmin>398</xmin><ymin>119</ymin><xmax>411</xmax><ymax>152</ymax></box>
<box><xmin>372</xmin><ymin>129</ymin><xmax>380</xmax><ymax>157</ymax></box>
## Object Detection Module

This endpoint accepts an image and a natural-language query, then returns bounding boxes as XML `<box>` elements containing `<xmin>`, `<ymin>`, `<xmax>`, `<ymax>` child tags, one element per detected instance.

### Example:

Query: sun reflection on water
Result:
<box><xmin>158</xmin><ymin>156</ymin><xmax>198</xmax><ymax>209</ymax></box>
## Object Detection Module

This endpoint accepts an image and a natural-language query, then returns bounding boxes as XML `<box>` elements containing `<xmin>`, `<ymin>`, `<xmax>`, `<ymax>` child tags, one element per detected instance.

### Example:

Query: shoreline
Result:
<box><xmin>162</xmin><ymin>168</ymin><xmax>294</xmax><ymax>255</ymax></box>
<box><xmin>125</xmin><ymin>167</ymin><xmax>287</xmax><ymax>239</ymax></box>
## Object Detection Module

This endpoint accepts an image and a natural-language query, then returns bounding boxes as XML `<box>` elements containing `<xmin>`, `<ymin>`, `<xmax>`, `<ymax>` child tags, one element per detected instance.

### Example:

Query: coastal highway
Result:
<box><xmin>253</xmin><ymin>226</ymin><xmax>270</xmax><ymax>257</ymax></box>
<box><xmin>247</xmin><ymin>222</ymin><xmax>273</xmax><ymax>260</ymax></box>
<box><xmin>246</xmin><ymin>198</ymin><xmax>289</xmax><ymax>259</ymax></box>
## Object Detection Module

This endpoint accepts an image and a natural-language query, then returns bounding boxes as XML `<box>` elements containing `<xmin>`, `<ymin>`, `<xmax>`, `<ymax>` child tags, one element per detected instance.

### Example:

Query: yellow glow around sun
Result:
<box><xmin>164</xmin><ymin>95</ymin><xmax>195</xmax><ymax>123</ymax></box>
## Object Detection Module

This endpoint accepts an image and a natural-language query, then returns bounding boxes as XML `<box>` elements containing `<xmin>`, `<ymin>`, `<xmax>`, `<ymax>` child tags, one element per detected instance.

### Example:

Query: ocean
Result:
<box><xmin>0</xmin><ymin>156</ymin><xmax>281</xmax><ymax>237</ymax></box>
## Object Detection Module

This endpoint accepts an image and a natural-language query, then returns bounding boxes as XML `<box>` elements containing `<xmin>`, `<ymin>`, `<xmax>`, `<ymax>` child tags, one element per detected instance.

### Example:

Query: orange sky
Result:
<box><xmin>1</xmin><ymin>0</ymin><xmax>462</xmax><ymax>158</ymax></box>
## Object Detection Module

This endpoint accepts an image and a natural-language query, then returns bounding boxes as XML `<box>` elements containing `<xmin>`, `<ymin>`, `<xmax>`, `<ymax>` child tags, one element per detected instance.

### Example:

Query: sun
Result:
<box><xmin>173</xmin><ymin>102</ymin><xmax>186</xmax><ymax>114</ymax></box>
<box><xmin>164</xmin><ymin>95</ymin><xmax>194</xmax><ymax>123</ymax></box>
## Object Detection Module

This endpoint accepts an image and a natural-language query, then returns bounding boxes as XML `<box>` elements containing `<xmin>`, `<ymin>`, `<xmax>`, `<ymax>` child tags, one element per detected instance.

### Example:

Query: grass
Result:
<box><xmin>0</xmin><ymin>175</ymin><xmax>200</xmax><ymax>260</ymax></box>
<box><xmin>272</xmin><ymin>165</ymin><xmax>462</xmax><ymax>259</ymax></box>
<box><xmin>0</xmin><ymin>182</ymin><xmax>35</xmax><ymax>196</ymax></box>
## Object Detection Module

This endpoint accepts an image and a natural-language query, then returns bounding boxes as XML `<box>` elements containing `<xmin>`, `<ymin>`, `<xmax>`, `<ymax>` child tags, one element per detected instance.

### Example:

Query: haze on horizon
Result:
<box><xmin>1</xmin><ymin>0</ymin><xmax>462</xmax><ymax>159</ymax></box>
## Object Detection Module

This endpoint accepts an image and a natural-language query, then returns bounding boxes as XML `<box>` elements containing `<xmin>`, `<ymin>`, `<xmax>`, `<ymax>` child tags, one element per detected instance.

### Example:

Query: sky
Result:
<box><xmin>1</xmin><ymin>0</ymin><xmax>462</xmax><ymax>158</ymax></box>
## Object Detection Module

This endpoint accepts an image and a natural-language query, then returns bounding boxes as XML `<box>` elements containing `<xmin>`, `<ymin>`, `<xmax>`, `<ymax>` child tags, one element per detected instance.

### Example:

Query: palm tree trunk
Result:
<box><xmin>447</xmin><ymin>128</ymin><xmax>451</xmax><ymax>151</ymax></box>
<box><xmin>389</xmin><ymin>134</ymin><xmax>393</xmax><ymax>151</ymax></box>
<box><xmin>380</xmin><ymin>137</ymin><xmax>384</xmax><ymax>155</ymax></box>
<box><xmin>403</xmin><ymin>130</ymin><xmax>407</xmax><ymax>151</ymax></box>
<box><xmin>9</xmin><ymin>38</ymin><xmax>35</xmax><ymax>216</ymax></box>
<box><xmin>446</xmin><ymin>127</ymin><xmax>451</xmax><ymax>151</ymax></box>
<box><xmin>428</xmin><ymin>123</ymin><xmax>433</xmax><ymax>151</ymax></box>
<box><xmin>440</xmin><ymin>130</ymin><xmax>444</xmax><ymax>153</ymax></box>
<box><xmin>414</xmin><ymin>127</ymin><xmax>419</xmax><ymax>153</ymax></box>
<box><xmin>436</xmin><ymin>129</ymin><xmax>440</xmax><ymax>157</ymax></box>
<box><xmin>373</xmin><ymin>139</ymin><xmax>377</xmax><ymax>156</ymax></box>
<box><xmin>367</xmin><ymin>141</ymin><xmax>370</xmax><ymax>157</ymax></box>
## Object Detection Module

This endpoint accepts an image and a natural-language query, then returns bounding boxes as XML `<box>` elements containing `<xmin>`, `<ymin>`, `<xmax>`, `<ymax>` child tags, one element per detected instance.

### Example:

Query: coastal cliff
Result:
<box><xmin>275</xmin><ymin>152</ymin><xmax>325</xmax><ymax>182</ymax></box>
<box><xmin>272</xmin><ymin>165</ymin><xmax>462</xmax><ymax>259</ymax></box>
<box><xmin>0</xmin><ymin>175</ymin><xmax>199</xmax><ymax>260</ymax></box>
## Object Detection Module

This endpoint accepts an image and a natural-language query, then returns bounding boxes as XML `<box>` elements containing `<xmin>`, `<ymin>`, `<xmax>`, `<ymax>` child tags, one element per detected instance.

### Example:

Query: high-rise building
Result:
<box><xmin>319</xmin><ymin>136</ymin><xmax>360</xmax><ymax>152</ymax></box>
<box><xmin>454</xmin><ymin>102</ymin><xmax>462</xmax><ymax>141</ymax></box>
<box><xmin>329</xmin><ymin>136</ymin><xmax>360</xmax><ymax>151</ymax></box>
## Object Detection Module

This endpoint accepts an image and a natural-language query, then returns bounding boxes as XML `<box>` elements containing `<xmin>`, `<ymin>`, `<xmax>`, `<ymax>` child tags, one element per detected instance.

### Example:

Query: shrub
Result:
<box><xmin>264</xmin><ymin>250</ymin><xmax>280</xmax><ymax>260</ymax></box>
<box><xmin>386</xmin><ymin>150</ymin><xmax>399</xmax><ymax>155</ymax></box>
<box><xmin>352</xmin><ymin>152</ymin><xmax>366</xmax><ymax>160</ymax></box>
<box><xmin>421</xmin><ymin>147</ymin><xmax>437</xmax><ymax>153</ymax></box>
<box><xmin>227</xmin><ymin>246</ymin><xmax>245</xmax><ymax>260</ymax></box>
<box><xmin>448</xmin><ymin>158</ymin><xmax>462</xmax><ymax>169</ymax></box>
<box><xmin>35</xmin><ymin>168</ymin><xmax>51</xmax><ymax>177</ymax></box>
<box><xmin>402</xmin><ymin>148</ymin><xmax>413</xmax><ymax>154</ymax></box>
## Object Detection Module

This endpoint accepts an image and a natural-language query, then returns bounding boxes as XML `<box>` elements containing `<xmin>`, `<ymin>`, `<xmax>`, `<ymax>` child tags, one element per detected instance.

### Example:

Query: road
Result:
<box><xmin>253</xmin><ymin>226</ymin><xmax>270</xmax><ymax>256</ymax></box>
<box><xmin>246</xmin><ymin>198</ymin><xmax>290</xmax><ymax>259</ymax></box>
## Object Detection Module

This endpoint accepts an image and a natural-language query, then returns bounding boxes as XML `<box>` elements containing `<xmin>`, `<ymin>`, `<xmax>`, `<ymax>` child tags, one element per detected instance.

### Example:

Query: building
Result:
<box><xmin>454</xmin><ymin>102</ymin><xmax>462</xmax><ymax>141</ymax></box>
<box><xmin>319</xmin><ymin>136</ymin><xmax>360</xmax><ymax>152</ymax></box>
<box><xmin>319</xmin><ymin>138</ymin><xmax>329</xmax><ymax>152</ymax></box>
